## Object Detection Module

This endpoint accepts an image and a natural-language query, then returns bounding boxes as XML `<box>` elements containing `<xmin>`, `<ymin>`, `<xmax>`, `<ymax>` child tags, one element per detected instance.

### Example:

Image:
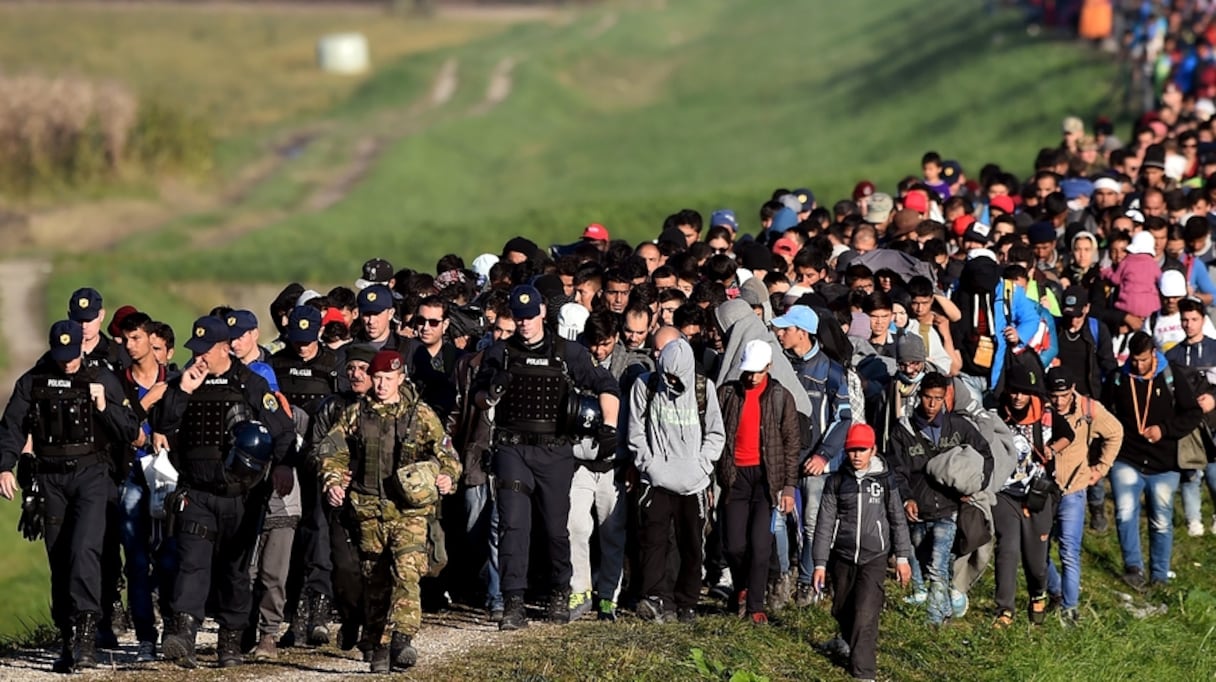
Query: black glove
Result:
<box><xmin>489</xmin><ymin>371</ymin><xmax>513</xmax><ymax>398</ymax></box>
<box><xmin>595</xmin><ymin>426</ymin><xmax>618</xmax><ymax>461</ymax></box>
<box><xmin>17</xmin><ymin>493</ymin><xmax>43</xmax><ymax>542</ymax></box>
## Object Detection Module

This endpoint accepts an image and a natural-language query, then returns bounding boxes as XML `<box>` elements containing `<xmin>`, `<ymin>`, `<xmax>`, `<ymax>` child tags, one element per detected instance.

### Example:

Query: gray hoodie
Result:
<box><xmin>627</xmin><ymin>339</ymin><xmax>726</xmax><ymax>495</ymax></box>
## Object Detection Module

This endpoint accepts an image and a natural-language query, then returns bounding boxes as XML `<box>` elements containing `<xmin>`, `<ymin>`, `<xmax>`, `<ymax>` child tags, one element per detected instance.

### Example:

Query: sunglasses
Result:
<box><xmin>414</xmin><ymin>317</ymin><xmax>444</xmax><ymax>328</ymax></box>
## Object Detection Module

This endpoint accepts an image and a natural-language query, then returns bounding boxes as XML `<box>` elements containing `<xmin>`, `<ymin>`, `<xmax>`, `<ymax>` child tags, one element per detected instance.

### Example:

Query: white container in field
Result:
<box><xmin>317</xmin><ymin>33</ymin><xmax>370</xmax><ymax>75</ymax></box>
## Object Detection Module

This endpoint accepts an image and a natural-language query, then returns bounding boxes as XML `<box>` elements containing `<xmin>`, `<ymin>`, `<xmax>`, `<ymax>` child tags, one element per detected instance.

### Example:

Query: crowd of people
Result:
<box><xmin>7</xmin><ymin>64</ymin><xmax>1216</xmax><ymax>682</ymax></box>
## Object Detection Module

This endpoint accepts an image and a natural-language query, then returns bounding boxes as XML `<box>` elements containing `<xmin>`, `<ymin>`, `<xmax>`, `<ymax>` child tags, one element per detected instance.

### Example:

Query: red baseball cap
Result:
<box><xmin>989</xmin><ymin>195</ymin><xmax>1015</xmax><ymax>215</ymax></box>
<box><xmin>771</xmin><ymin>236</ymin><xmax>800</xmax><ymax>260</ymax></box>
<box><xmin>844</xmin><ymin>423</ymin><xmax>876</xmax><ymax>451</ymax></box>
<box><xmin>107</xmin><ymin>305</ymin><xmax>139</xmax><ymax>338</ymax></box>
<box><xmin>853</xmin><ymin>180</ymin><xmax>876</xmax><ymax>201</ymax></box>
<box><xmin>903</xmin><ymin>190</ymin><xmax>929</xmax><ymax>214</ymax></box>
<box><xmin>951</xmin><ymin>214</ymin><xmax>976</xmax><ymax>237</ymax></box>
<box><xmin>582</xmin><ymin>223</ymin><xmax>610</xmax><ymax>242</ymax></box>
<box><xmin>321</xmin><ymin>307</ymin><xmax>346</xmax><ymax>327</ymax></box>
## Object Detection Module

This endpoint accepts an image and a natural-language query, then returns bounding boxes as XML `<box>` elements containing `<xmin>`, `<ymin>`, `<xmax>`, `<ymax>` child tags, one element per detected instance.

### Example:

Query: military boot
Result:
<box><xmin>162</xmin><ymin>613</ymin><xmax>198</xmax><ymax>669</ymax></box>
<box><xmin>51</xmin><ymin>629</ymin><xmax>75</xmax><ymax>674</ymax></box>
<box><xmin>499</xmin><ymin>594</ymin><xmax>528</xmax><ymax>631</ymax></box>
<box><xmin>547</xmin><ymin>588</ymin><xmax>572</xmax><ymax>625</ymax></box>
<box><xmin>307</xmin><ymin>593</ymin><xmax>332</xmax><ymax>646</ymax></box>
<box><xmin>390</xmin><ymin>632</ymin><xmax>418</xmax><ymax>670</ymax></box>
<box><xmin>73</xmin><ymin>611</ymin><xmax>99</xmax><ymax>669</ymax></box>
<box><xmin>338</xmin><ymin>621</ymin><xmax>361</xmax><ymax>651</ymax></box>
<box><xmin>217</xmin><ymin>627</ymin><xmax>244</xmax><ymax>668</ymax></box>
<box><xmin>369</xmin><ymin>645</ymin><xmax>390</xmax><ymax>674</ymax></box>
<box><xmin>284</xmin><ymin>591</ymin><xmax>310</xmax><ymax>648</ymax></box>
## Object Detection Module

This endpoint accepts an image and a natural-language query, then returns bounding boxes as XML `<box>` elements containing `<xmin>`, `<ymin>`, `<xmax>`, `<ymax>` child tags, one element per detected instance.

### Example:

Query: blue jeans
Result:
<box><xmin>909</xmin><ymin>514</ymin><xmax>957</xmax><ymax>624</ymax></box>
<box><xmin>1046</xmin><ymin>490</ymin><xmax>1086</xmax><ymax>609</ymax></box>
<box><xmin>797</xmin><ymin>475</ymin><xmax>827</xmax><ymax>585</ymax></box>
<box><xmin>1180</xmin><ymin>462</ymin><xmax>1216</xmax><ymax>523</ymax></box>
<box><xmin>118</xmin><ymin>478</ymin><xmax>157</xmax><ymax>642</ymax></box>
<box><xmin>465</xmin><ymin>482</ymin><xmax>502</xmax><ymax>610</ymax></box>
<box><xmin>1111</xmin><ymin>461</ymin><xmax>1181</xmax><ymax>583</ymax></box>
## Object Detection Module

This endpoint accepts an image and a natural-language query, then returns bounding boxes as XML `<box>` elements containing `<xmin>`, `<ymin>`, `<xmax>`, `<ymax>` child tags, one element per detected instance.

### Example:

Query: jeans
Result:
<box><xmin>908</xmin><ymin>514</ymin><xmax>957</xmax><ymax>624</ymax></box>
<box><xmin>119</xmin><ymin>477</ymin><xmax>158</xmax><ymax>643</ymax></box>
<box><xmin>1046</xmin><ymin>490</ymin><xmax>1086</xmax><ymax>610</ymax></box>
<box><xmin>1180</xmin><ymin>462</ymin><xmax>1216</xmax><ymax>524</ymax></box>
<box><xmin>465</xmin><ymin>482</ymin><xmax>502</xmax><ymax>610</ymax></box>
<box><xmin>797</xmin><ymin>475</ymin><xmax>827</xmax><ymax>585</ymax></box>
<box><xmin>1111</xmin><ymin>461</ymin><xmax>1181</xmax><ymax>583</ymax></box>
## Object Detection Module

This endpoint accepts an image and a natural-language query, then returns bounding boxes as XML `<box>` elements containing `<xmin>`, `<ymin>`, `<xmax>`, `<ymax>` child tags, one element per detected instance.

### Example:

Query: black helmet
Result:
<box><xmin>564</xmin><ymin>391</ymin><xmax>603</xmax><ymax>437</ymax></box>
<box><xmin>224</xmin><ymin>421</ymin><xmax>274</xmax><ymax>489</ymax></box>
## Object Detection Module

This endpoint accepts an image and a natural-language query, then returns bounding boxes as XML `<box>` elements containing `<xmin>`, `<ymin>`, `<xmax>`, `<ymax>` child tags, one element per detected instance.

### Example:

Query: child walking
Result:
<box><xmin>812</xmin><ymin>424</ymin><xmax>913</xmax><ymax>681</ymax></box>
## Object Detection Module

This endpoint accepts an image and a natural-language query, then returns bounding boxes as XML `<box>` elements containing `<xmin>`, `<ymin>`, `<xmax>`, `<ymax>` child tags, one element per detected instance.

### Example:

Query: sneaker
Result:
<box><xmin>903</xmin><ymin>589</ymin><xmax>928</xmax><ymax>605</ymax></box>
<box><xmin>568</xmin><ymin>590</ymin><xmax>593</xmax><ymax>622</ymax></box>
<box><xmin>1060</xmin><ymin>608</ymin><xmax>1080</xmax><ymax>627</ymax></box>
<box><xmin>636</xmin><ymin>597</ymin><xmax>666</xmax><ymax>623</ymax></box>
<box><xmin>794</xmin><ymin>583</ymin><xmax>816</xmax><ymax>608</ymax></box>
<box><xmin>708</xmin><ymin>568</ymin><xmax>733</xmax><ymax>603</ymax></box>
<box><xmin>950</xmin><ymin>589</ymin><xmax>969</xmax><ymax>618</ymax></box>
<box><xmin>136</xmin><ymin>641</ymin><xmax>156</xmax><ymax>663</ymax></box>
<box><xmin>1046</xmin><ymin>592</ymin><xmax>1063</xmax><ymax>614</ymax></box>
<box><xmin>1029</xmin><ymin>595</ymin><xmax>1048</xmax><ymax>625</ymax></box>
<box><xmin>1122</xmin><ymin>567</ymin><xmax>1147</xmax><ymax>592</ymax></box>
<box><xmin>1188</xmin><ymin>519</ymin><xmax>1205</xmax><ymax>537</ymax></box>
<box><xmin>1088</xmin><ymin>505</ymin><xmax>1109</xmax><ymax>533</ymax></box>
<box><xmin>818</xmin><ymin>636</ymin><xmax>851</xmax><ymax>659</ymax></box>
<box><xmin>749</xmin><ymin>612</ymin><xmax>768</xmax><ymax>625</ymax></box>
<box><xmin>597</xmin><ymin>599</ymin><xmax>617</xmax><ymax>622</ymax></box>
<box><xmin>676</xmin><ymin>607</ymin><xmax>696</xmax><ymax>624</ymax></box>
<box><xmin>992</xmin><ymin>609</ymin><xmax>1014</xmax><ymax>629</ymax></box>
<box><xmin>736</xmin><ymin>589</ymin><xmax>748</xmax><ymax>618</ymax></box>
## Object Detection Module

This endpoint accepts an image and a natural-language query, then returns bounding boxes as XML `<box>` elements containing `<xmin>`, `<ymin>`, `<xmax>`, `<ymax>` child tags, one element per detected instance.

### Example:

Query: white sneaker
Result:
<box><xmin>1188</xmin><ymin>519</ymin><xmax>1205</xmax><ymax>537</ymax></box>
<box><xmin>903</xmin><ymin>589</ymin><xmax>928</xmax><ymax>605</ymax></box>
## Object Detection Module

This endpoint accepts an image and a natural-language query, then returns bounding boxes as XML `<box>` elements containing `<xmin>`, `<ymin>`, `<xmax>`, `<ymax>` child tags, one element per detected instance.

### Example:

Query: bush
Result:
<box><xmin>0</xmin><ymin>72</ymin><xmax>212</xmax><ymax>198</ymax></box>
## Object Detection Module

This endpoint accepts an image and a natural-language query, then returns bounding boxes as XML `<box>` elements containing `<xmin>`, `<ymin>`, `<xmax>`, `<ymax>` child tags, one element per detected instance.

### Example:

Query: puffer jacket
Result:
<box><xmin>717</xmin><ymin>377</ymin><xmax>801</xmax><ymax>502</ymax></box>
<box><xmin>1053</xmin><ymin>393</ymin><xmax>1124</xmax><ymax>495</ymax></box>
<box><xmin>889</xmin><ymin>411</ymin><xmax>993</xmax><ymax>521</ymax></box>
<box><xmin>811</xmin><ymin>454</ymin><xmax>913</xmax><ymax>569</ymax></box>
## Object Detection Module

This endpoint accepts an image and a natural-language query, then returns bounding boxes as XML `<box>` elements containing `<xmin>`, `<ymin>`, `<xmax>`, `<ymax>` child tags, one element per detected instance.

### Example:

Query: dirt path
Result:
<box><xmin>468</xmin><ymin>56</ymin><xmax>516</xmax><ymax>117</ymax></box>
<box><xmin>0</xmin><ymin>258</ymin><xmax>52</xmax><ymax>405</ymax></box>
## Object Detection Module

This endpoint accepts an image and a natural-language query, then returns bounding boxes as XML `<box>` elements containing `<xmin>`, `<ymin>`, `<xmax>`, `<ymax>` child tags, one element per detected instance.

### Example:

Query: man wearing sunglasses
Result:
<box><xmin>474</xmin><ymin>285</ymin><xmax>620</xmax><ymax>631</ymax></box>
<box><xmin>401</xmin><ymin>296</ymin><xmax>465</xmax><ymax>424</ymax></box>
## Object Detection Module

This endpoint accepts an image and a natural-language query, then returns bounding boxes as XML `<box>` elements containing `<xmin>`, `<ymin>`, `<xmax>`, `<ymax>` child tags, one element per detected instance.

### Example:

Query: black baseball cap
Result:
<box><xmin>356</xmin><ymin>258</ymin><xmax>394</xmax><ymax>289</ymax></box>
<box><xmin>68</xmin><ymin>288</ymin><xmax>103</xmax><ymax>323</ymax></box>
<box><xmin>48</xmin><ymin>320</ymin><xmax>83</xmax><ymax>363</ymax></box>
<box><xmin>1046</xmin><ymin>367</ymin><xmax>1075</xmax><ymax>393</ymax></box>
<box><xmin>1060</xmin><ymin>286</ymin><xmax>1088</xmax><ymax>317</ymax></box>
<box><xmin>286</xmin><ymin>306</ymin><xmax>322</xmax><ymax>343</ymax></box>
<box><xmin>225</xmin><ymin>310</ymin><xmax>259</xmax><ymax>338</ymax></box>
<box><xmin>509</xmin><ymin>285</ymin><xmax>543</xmax><ymax>319</ymax></box>
<box><xmin>185</xmin><ymin>316</ymin><xmax>230</xmax><ymax>354</ymax></box>
<box><xmin>358</xmin><ymin>285</ymin><xmax>394</xmax><ymax>315</ymax></box>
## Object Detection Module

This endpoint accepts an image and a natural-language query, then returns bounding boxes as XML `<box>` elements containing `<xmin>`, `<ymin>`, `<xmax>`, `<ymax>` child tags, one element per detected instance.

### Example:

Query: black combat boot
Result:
<box><xmin>217</xmin><ymin>627</ymin><xmax>244</xmax><ymax>668</ymax></box>
<box><xmin>390</xmin><ymin>632</ymin><xmax>418</xmax><ymax>670</ymax></box>
<box><xmin>73</xmin><ymin>611</ymin><xmax>99</xmax><ymax>669</ymax></box>
<box><xmin>283</xmin><ymin>590</ymin><xmax>310</xmax><ymax>648</ymax></box>
<box><xmin>499</xmin><ymin>594</ymin><xmax>528</xmax><ymax>631</ymax></box>
<box><xmin>369</xmin><ymin>645</ymin><xmax>390</xmax><ymax>674</ymax></box>
<box><xmin>547</xmin><ymin>587</ymin><xmax>572</xmax><ymax>625</ymax></box>
<box><xmin>162</xmin><ymin>613</ymin><xmax>198</xmax><ymax>669</ymax></box>
<box><xmin>51</xmin><ymin>629</ymin><xmax>75</xmax><ymax>674</ymax></box>
<box><xmin>338</xmin><ymin>621</ymin><xmax>361</xmax><ymax>651</ymax></box>
<box><xmin>307</xmin><ymin>593</ymin><xmax>332</xmax><ymax>646</ymax></box>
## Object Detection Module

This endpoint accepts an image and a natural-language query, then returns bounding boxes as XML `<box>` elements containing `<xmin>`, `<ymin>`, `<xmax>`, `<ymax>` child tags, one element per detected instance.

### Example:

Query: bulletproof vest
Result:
<box><xmin>27</xmin><ymin>370</ymin><xmax>102</xmax><ymax>457</ymax></box>
<box><xmin>495</xmin><ymin>337</ymin><xmax>570</xmax><ymax>435</ymax></box>
<box><xmin>179</xmin><ymin>368</ymin><xmax>249</xmax><ymax>461</ymax></box>
<box><xmin>350</xmin><ymin>399</ymin><xmax>419</xmax><ymax>498</ymax></box>
<box><xmin>271</xmin><ymin>349</ymin><xmax>338</xmax><ymax>415</ymax></box>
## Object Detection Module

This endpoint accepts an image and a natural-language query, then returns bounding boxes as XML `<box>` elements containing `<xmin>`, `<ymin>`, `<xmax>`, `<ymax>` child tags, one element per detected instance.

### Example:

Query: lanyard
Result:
<box><xmin>1129</xmin><ymin>375</ymin><xmax>1152</xmax><ymax>436</ymax></box>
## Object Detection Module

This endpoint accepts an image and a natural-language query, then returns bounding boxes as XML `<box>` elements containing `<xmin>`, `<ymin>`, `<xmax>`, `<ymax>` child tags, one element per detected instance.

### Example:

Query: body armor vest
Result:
<box><xmin>272</xmin><ymin>351</ymin><xmax>338</xmax><ymax>416</ymax></box>
<box><xmin>495</xmin><ymin>338</ymin><xmax>571</xmax><ymax>435</ymax></box>
<box><xmin>28</xmin><ymin>370</ymin><xmax>102</xmax><ymax>458</ymax></box>
<box><xmin>179</xmin><ymin>370</ymin><xmax>249</xmax><ymax>461</ymax></box>
<box><xmin>349</xmin><ymin>400</ymin><xmax>419</xmax><ymax>499</ymax></box>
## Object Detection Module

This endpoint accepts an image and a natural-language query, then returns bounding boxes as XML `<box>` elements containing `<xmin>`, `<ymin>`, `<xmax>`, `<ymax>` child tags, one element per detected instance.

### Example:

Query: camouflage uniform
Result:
<box><xmin>316</xmin><ymin>383</ymin><xmax>460</xmax><ymax>646</ymax></box>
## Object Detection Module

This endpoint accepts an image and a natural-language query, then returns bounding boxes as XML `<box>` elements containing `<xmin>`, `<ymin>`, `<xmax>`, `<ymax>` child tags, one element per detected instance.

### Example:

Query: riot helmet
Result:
<box><xmin>224</xmin><ymin>421</ymin><xmax>274</xmax><ymax>489</ymax></box>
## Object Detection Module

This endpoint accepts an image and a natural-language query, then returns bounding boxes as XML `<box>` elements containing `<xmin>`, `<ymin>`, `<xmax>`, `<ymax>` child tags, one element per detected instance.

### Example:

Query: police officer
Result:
<box><xmin>308</xmin><ymin>343</ymin><xmax>376</xmax><ymax>653</ymax></box>
<box><xmin>475</xmin><ymin>285</ymin><xmax>620</xmax><ymax>630</ymax></box>
<box><xmin>69</xmin><ymin>287</ymin><xmax>130</xmax><ymax>372</ymax></box>
<box><xmin>0</xmin><ymin>320</ymin><xmax>139</xmax><ymax>673</ymax></box>
<box><xmin>270</xmin><ymin>306</ymin><xmax>344</xmax><ymax>647</ymax></box>
<box><xmin>151</xmin><ymin>316</ymin><xmax>295</xmax><ymax>668</ymax></box>
<box><xmin>354</xmin><ymin>284</ymin><xmax>404</xmax><ymax>352</ymax></box>
<box><xmin>316</xmin><ymin>350</ymin><xmax>461</xmax><ymax>673</ymax></box>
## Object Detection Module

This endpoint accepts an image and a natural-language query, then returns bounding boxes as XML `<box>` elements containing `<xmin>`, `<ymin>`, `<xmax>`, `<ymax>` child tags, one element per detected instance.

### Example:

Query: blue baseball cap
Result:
<box><xmin>769</xmin><ymin>207</ymin><xmax>799</xmax><ymax>235</ymax></box>
<box><xmin>48</xmin><ymin>320</ymin><xmax>83</xmax><ymax>363</ymax></box>
<box><xmin>770</xmin><ymin>305</ymin><xmax>820</xmax><ymax>335</ymax></box>
<box><xmin>68</xmin><ymin>288</ymin><xmax>103</xmax><ymax>323</ymax></box>
<box><xmin>358</xmin><ymin>284</ymin><xmax>394</xmax><ymax>315</ymax></box>
<box><xmin>710</xmin><ymin>209</ymin><xmax>739</xmax><ymax>233</ymax></box>
<box><xmin>287</xmin><ymin>306</ymin><xmax>322</xmax><ymax>343</ymax></box>
<box><xmin>509</xmin><ymin>285</ymin><xmax>544</xmax><ymax>319</ymax></box>
<box><xmin>185</xmin><ymin>316</ymin><xmax>230</xmax><ymax>354</ymax></box>
<box><xmin>225</xmin><ymin>310</ymin><xmax>259</xmax><ymax>338</ymax></box>
<box><xmin>1060</xmin><ymin>178</ymin><xmax>1095</xmax><ymax>201</ymax></box>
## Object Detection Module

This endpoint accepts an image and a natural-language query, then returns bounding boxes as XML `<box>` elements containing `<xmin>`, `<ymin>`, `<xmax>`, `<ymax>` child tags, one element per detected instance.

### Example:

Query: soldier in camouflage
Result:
<box><xmin>316</xmin><ymin>350</ymin><xmax>460</xmax><ymax>673</ymax></box>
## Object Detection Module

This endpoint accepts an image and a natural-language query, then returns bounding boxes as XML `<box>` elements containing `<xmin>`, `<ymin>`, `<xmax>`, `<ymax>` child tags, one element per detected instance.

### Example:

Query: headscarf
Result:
<box><xmin>714</xmin><ymin>299</ymin><xmax>812</xmax><ymax>415</ymax></box>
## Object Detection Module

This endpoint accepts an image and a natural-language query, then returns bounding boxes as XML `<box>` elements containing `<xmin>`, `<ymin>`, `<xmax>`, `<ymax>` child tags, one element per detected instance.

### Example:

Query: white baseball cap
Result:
<box><xmin>1160</xmin><ymin>269</ymin><xmax>1187</xmax><ymax>298</ymax></box>
<box><xmin>739</xmin><ymin>339</ymin><xmax>773</xmax><ymax>373</ymax></box>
